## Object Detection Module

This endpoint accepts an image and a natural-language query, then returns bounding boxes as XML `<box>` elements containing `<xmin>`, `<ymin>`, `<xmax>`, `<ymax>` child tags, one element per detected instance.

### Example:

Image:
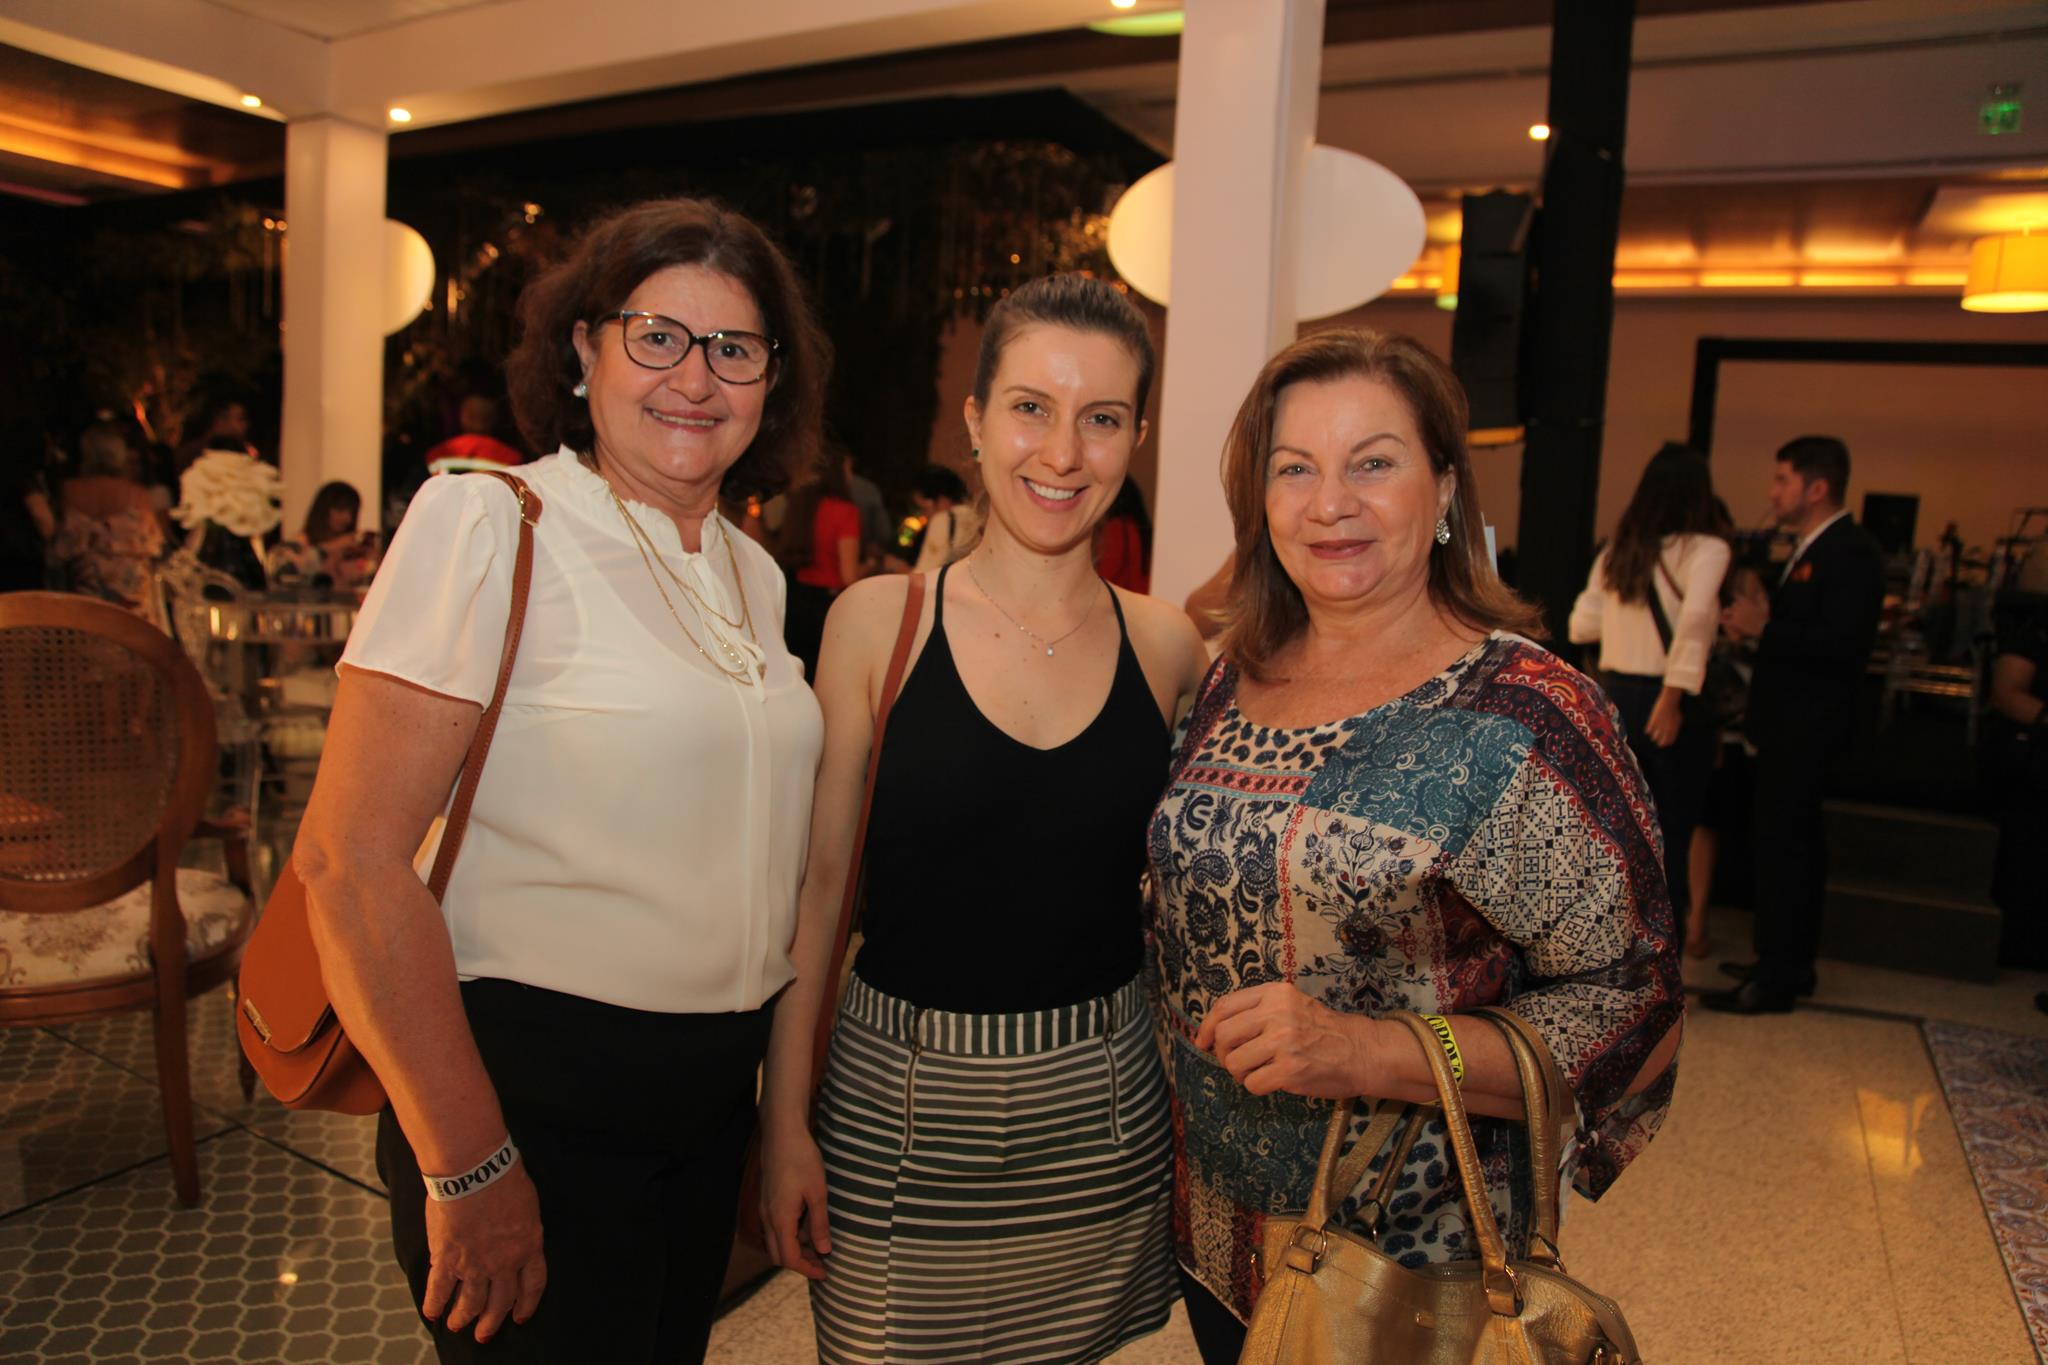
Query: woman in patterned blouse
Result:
<box><xmin>1149</xmin><ymin>329</ymin><xmax>1684</xmax><ymax>1362</ymax></box>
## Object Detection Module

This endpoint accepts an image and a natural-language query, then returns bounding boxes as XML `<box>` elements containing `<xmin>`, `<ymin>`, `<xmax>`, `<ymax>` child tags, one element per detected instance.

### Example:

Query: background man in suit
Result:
<box><xmin>1703</xmin><ymin>436</ymin><xmax>1885</xmax><ymax>1014</ymax></box>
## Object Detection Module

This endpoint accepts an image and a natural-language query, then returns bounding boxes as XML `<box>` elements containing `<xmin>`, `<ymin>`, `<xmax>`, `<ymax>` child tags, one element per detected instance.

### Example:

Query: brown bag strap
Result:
<box><xmin>1303</xmin><ymin>1100</ymin><xmax>1405</xmax><ymax>1229</ymax></box>
<box><xmin>427</xmin><ymin>472</ymin><xmax>541</xmax><ymax>902</ymax></box>
<box><xmin>809</xmin><ymin>572</ymin><xmax>927</xmax><ymax>1089</ymax></box>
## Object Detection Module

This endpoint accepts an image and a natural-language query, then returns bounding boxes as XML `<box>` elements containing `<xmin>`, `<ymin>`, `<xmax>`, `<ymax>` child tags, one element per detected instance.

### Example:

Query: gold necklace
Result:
<box><xmin>606</xmin><ymin>486</ymin><xmax>762</xmax><ymax>683</ymax></box>
<box><xmin>611</xmin><ymin>489</ymin><xmax>758</xmax><ymax>640</ymax></box>
<box><xmin>965</xmin><ymin>555</ymin><xmax>1099</xmax><ymax>657</ymax></box>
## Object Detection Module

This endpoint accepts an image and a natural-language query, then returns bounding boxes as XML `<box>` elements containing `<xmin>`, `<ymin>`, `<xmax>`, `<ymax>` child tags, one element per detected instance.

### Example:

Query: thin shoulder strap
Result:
<box><xmin>427</xmin><ymin>472</ymin><xmax>542</xmax><ymax>901</ymax></box>
<box><xmin>810</xmin><ymin>572</ymin><xmax>927</xmax><ymax>1090</ymax></box>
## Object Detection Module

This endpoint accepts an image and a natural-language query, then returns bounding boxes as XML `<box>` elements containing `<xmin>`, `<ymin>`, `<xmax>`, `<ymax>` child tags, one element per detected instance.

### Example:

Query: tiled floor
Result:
<box><xmin>4</xmin><ymin>908</ymin><xmax>2044</xmax><ymax>1364</ymax></box>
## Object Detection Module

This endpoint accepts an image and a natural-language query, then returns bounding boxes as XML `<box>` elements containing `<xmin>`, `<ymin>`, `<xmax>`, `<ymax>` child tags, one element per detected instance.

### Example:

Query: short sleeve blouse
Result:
<box><xmin>340</xmin><ymin>449</ymin><xmax>822</xmax><ymax>1014</ymax></box>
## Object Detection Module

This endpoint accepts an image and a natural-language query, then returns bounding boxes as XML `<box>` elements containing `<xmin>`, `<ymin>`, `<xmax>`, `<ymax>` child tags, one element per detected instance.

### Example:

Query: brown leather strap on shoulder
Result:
<box><xmin>428</xmin><ymin>472</ymin><xmax>541</xmax><ymax>901</ymax></box>
<box><xmin>810</xmin><ymin>573</ymin><xmax>927</xmax><ymax>1089</ymax></box>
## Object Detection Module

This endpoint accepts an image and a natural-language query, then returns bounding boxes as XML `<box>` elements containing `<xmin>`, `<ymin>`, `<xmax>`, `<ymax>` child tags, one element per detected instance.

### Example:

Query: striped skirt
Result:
<box><xmin>810</xmin><ymin>972</ymin><xmax>1178</xmax><ymax>1364</ymax></box>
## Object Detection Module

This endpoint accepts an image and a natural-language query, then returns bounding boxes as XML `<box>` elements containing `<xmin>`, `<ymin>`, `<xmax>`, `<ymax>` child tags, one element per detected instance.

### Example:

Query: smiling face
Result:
<box><xmin>964</xmin><ymin>324</ymin><xmax>1148</xmax><ymax>558</ymax></box>
<box><xmin>570</xmin><ymin>262</ymin><xmax>770</xmax><ymax>516</ymax></box>
<box><xmin>1263</xmin><ymin>373</ymin><xmax>1453</xmax><ymax>619</ymax></box>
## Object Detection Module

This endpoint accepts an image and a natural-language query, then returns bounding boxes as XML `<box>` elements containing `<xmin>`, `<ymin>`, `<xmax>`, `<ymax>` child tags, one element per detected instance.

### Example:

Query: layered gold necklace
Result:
<box><xmin>606</xmin><ymin>484</ymin><xmax>763</xmax><ymax>683</ymax></box>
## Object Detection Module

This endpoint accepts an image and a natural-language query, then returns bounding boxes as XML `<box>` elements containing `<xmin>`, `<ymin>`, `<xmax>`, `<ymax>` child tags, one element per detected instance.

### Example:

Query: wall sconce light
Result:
<box><xmin>1961</xmin><ymin>232</ymin><xmax>2048</xmax><ymax>312</ymax></box>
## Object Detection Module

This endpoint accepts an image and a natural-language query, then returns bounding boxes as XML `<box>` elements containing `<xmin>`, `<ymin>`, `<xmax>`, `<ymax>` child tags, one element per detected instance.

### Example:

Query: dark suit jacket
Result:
<box><xmin>1745</xmin><ymin>514</ymin><xmax>1886</xmax><ymax>754</ymax></box>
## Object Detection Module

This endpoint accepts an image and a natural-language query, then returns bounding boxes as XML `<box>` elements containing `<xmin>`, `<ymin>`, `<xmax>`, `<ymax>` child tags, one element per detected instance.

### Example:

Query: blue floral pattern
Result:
<box><xmin>1149</xmin><ymin>635</ymin><xmax>1683</xmax><ymax>1321</ymax></box>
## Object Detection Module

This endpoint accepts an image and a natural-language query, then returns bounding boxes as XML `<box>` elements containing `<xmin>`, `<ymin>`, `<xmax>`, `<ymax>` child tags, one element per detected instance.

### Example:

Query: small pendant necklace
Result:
<box><xmin>965</xmin><ymin>555</ymin><xmax>1099</xmax><ymax>657</ymax></box>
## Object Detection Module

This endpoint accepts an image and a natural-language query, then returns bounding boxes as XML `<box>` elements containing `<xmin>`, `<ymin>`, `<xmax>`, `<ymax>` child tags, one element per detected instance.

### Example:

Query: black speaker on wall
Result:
<box><xmin>1449</xmin><ymin>191</ymin><xmax>1533</xmax><ymax>432</ymax></box>
<box><xmin>1862</xmin><ymin>492</ymin><xmax>1919</xmax><ymax>555</ymax></box>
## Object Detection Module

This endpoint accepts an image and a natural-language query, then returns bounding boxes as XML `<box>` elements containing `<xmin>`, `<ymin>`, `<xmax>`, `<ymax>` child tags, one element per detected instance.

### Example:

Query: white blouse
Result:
<box><xmin>1567</xmin><ymin>533</ymin><xmax>1731</xmax><ymax>694</ymax></box>
<box><xmin>340</xmin><ymin>449</ymin><xmax>823</xmax><ymax>1014</ymax></box>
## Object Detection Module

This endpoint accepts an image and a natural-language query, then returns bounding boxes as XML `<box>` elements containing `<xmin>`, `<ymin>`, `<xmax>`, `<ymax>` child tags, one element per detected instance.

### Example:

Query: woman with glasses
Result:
<box><xmin>292</xmin><ymin>197</ymin><xmax>830</xmax><ymax>1364</ymax></box>
<box><xmin>757</xmin><ymin>274</ymin><xmax>1209</xmax><ymax>1363</ymax></box>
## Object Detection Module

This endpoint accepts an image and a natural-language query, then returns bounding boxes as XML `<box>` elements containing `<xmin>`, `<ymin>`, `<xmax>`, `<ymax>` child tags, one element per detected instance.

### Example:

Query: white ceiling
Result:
<box><xmin>192</xmin><ymin>0</ymin><xmax>508</xmax><ymax>42</ymax></box>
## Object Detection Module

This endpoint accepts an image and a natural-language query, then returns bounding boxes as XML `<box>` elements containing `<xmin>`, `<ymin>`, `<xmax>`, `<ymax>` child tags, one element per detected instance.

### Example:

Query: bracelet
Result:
<box><xmin>422</xmin><ymin>1136</ymin><xmax>520</xmax><ymax>1203</ymax></box>
<box><xmin>1420</xmin><ymin>1014</ymin><xmax>1466</xmax><ymax>1086</ymax></box>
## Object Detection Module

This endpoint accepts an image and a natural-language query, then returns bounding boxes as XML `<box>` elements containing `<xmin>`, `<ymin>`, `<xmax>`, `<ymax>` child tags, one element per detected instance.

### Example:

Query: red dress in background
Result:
<box><xmin>795</xmin><ymin>495</ymin><xmax>863</xmax><ymax>592</ymax></box>
<box><xmin>1095</xmin><ymin>515</ymin><xmax>1148</xmax><ymax>594</ymax></box>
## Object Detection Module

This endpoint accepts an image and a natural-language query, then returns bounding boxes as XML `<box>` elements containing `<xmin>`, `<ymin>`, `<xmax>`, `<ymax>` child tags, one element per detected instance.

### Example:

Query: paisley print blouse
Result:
<box><xmin>1147</xmin><ymin>634</ymin><xmax>1682</xmax><ymax>1321</ymax></box>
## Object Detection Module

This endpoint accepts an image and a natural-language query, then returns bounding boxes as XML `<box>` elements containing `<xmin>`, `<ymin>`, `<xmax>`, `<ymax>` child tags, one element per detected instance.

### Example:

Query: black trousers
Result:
<box><xmin>1600</xmin><ymin>673</ymin><xmax>1717</xmax><ymax>917</ymax></box>
<box><xmin>1748</xmin><ymin>740</ymin><xmax>1836</xmax><ymax>995</ymax></box>
<box><xmin>378</xmin><ymin>979</ymin><xmax>772</xmax><ymax>1364</ymax></box>
<box><xmin>1179</xmin><ymin>1266</ymin><xmax>1247</xmax><ymax>1365</ymax></box>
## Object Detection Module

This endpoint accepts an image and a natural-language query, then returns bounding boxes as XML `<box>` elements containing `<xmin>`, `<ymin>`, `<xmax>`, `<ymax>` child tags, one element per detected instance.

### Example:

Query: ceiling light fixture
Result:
<box><xmin>1528</xmin><ymin>123</ymin><xmax>1551</xmax><ymax>141</ymax></box>
<box><xmin>240</xmin><ymin>94</ymin><xmax>262</xmax><ymax>109</ymax></box>
<box><xmin>1961</xmin><ymin>232</ymin><xmax>2048</xmax><ymax>312</ymax></box>
<box><xmin>1089</xmin><ymin>9</ymin><xmax>1184</xmax><ymax>36</ymax></box>
<box><xmin>1110</xmin><ymin>0</ymin><xmax>1139</xmax><ymax>8</ymax></box>
<box><xmin>388</xmin><ymin>107</ymin><xmax>413</xmax><ymax>124</ymax></box>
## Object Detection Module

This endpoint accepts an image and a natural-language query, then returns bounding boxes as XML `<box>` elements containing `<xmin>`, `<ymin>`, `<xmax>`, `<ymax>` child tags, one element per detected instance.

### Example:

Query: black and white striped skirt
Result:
<box><xmin>810</xmin><ymin>971</ymin><xmax>1178</xmax><ymax>1364</ymax></box>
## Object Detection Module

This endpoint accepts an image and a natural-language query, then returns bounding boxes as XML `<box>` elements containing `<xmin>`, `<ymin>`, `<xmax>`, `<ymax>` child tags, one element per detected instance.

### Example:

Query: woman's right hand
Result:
<box><xmin>423</xmin><ymin>1164</ymin><xmax>547</xmax><ymax>1344</ymax></box>
<box><xmin>760</xmin><ymin>1125</ymin><xmax>833</xmax><ymax>1281</ymax></box>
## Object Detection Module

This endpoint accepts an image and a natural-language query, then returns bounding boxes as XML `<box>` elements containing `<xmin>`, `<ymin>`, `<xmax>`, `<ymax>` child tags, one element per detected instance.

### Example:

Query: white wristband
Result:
<box><xmin>422</xmin><ymin>1137</ymin><xmax>520</xmax><ymax>1202</ymax></box>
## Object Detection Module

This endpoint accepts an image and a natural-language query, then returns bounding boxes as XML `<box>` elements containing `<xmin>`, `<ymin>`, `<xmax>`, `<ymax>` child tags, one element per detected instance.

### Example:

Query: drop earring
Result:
<box><xmin>573</xmin><ymin>379</ymin><xmax>589</xmax><ymax>398</ymax></box>
<box><xmin>1434</xmin><ymin>517</ymin><xmax>1451</xmax><ymax>545</ymax></box>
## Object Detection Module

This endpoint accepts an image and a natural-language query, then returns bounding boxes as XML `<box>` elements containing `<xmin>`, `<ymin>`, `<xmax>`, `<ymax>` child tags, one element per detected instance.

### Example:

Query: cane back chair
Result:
<box><xmin>0</xmin><ymin>591</ymin><xmax>258</xmax><ymax>1205</ymax></box>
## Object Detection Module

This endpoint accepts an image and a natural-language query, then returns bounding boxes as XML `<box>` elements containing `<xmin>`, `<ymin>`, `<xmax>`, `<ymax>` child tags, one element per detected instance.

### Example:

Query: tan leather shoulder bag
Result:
<box><xmin>1240</xmin><ymin>1008</ymin><xmax>1643</xmax><ymax>1365</ymax></box>
<box><xmin>235</xmin><ymin>471</ymin><xmax>540</xmax><ymax>1114</ymax></box>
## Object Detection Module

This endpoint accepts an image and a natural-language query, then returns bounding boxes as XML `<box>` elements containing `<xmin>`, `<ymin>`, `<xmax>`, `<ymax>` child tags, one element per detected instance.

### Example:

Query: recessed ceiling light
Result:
<box><xmin>1528</xmin><ymin>123</ymin><xmax>1551</xmax><ymax>141</ymax></box>
<box><xmin>1111</xmin><ymin>0</ymin><xmax>1138</xmax><ymax>8</ymax></box>
<box><xmin>388</xmin><ymin>107</ymin><xmax>413</xmax><ymax>124</ymax></box>
<box><xmin>240</xmin><ymin>94</ymin><xmax>262</xmax><ymax>109</ymax></box>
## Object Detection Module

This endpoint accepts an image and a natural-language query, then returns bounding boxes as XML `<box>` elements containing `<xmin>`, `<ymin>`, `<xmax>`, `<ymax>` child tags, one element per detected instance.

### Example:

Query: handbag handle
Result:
<box><xmin>1470</xmin><ymin>1007</ymin><xmax>1574</xmax><ymax>1265</ymax></box>
<box><xmin>1386</xmin><ymin>1011</ymin><xmax>1522</xmax><ymax>1314</ymax></box>
<box><xmin>808</xmin><ymin>572</ymin><xmax>928</xmax><ymax>1090</ymax></box>
<box><xmin>426</xmin><ymin>471</ymin><xmax>540</xmax><ymax>901</ymax></box>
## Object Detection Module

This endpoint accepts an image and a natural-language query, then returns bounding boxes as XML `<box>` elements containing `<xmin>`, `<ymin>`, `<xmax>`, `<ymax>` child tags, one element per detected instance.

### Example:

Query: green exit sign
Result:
<box><xmin>1981</xmin><ymin>85</ymin><xmax>2022</xmax><ymax>135</ymax></box>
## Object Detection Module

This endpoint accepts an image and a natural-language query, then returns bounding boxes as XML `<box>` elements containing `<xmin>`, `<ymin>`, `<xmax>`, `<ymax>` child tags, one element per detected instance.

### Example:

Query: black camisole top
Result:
<box><xmin>851</xmin><ymin>563</ymin><xmax>1171</xmax><ymax>1012</ymax></box>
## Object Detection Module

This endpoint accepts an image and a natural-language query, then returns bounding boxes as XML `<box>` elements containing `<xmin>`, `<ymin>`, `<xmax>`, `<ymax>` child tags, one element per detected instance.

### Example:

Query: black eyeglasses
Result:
<box><xmin>600</xmin><ymin>311</ymin><xmax>779</xmax><ymax>385</ymax></box>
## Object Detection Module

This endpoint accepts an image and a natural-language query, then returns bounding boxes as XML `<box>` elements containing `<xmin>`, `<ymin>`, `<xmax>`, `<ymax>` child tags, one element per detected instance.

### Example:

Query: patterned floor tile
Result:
<box><xmin>0</xmin><ymin>1025</ymin><xmax>236</xmax><ymax>1218</ymax></box>
<box><xmin>52</xmin><ymin>986</ymin><xmax>385</xmax><ymax>1191</ymax></box>
<box><xmin>1923</xmin><ymin>1020</ymin><xmax>2048</xmax><ymax>1361</ymax></box>
<box><xmin>0</xmin><ymin>1129</ymin><xmax>430</xmax><ymax>1365</ymax></box>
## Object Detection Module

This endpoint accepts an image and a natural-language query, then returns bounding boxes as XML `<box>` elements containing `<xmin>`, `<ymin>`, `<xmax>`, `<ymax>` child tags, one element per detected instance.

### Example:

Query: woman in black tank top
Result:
<box><xmin>755</xmin><ymin>275</ymin><xmax>1209</xmax><ymax>1364</ymax></box>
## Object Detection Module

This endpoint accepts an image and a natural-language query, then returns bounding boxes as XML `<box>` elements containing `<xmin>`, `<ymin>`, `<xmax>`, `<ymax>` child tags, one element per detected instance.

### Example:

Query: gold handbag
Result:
<box><xmin>1239</xmin><ymin>1009</ymin><xmax>1643</xmax><ymax>1365</ymax></box>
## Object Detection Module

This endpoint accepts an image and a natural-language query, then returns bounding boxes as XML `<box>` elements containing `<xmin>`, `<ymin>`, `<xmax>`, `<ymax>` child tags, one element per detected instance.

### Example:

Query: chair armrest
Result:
<box><xmin>190</xmin><ymin>813</ymin><xmax>254</xmax><ymax>896</ymax></box>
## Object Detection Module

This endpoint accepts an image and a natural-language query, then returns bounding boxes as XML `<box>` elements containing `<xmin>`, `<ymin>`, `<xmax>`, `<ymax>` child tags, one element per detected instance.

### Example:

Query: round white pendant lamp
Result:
<box><xmin>1106</xmin><ymin>145</ymin><xmax>1426</xmax><ymax>320</ymax></box>
<box><xmin>383</xmin><ymin>220</ymin><xmax>437</xmax><ymax>334</ymax></box>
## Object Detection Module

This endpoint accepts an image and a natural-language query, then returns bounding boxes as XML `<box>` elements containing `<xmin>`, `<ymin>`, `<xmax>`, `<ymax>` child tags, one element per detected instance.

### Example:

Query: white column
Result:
<box><xmin>280</xmin><ymin>117</ymin><xmax>388</xmax><ymax>533</ymax></box>
<box><xmin>1149</xmin><ymin>0</ymin><xmax>1325</xmax><ymax>608</ymax></box>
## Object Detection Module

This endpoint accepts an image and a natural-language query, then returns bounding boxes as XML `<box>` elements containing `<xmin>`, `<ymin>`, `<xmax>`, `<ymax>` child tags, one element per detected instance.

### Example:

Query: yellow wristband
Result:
<box><xmin>1421</xmin><ymin>1014</ymin><xmax>1465</xmax><ymax>1086</ymax></box>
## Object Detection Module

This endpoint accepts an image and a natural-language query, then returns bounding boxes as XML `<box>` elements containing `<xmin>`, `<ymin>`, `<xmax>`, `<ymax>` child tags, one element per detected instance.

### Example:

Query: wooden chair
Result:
<box><xmin>0</xmin><ymin>591</ymin><xmax>258</xmax><ymax>1205</ymax></box>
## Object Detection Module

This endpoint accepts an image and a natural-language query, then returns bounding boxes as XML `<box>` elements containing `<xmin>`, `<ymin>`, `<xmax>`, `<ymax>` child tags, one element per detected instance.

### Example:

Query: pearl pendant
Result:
<box><xmin>1046</xmin><ymin>646</ymin><xmax>1054</xmax><ymax>656</ymax></box>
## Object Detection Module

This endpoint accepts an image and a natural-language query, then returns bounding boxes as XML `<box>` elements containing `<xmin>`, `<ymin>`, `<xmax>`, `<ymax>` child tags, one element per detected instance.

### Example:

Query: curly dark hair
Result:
<box><xmin>504</xmin><ymin>198</ymin><xmax>831</xmax><ymax>501</ymax></box>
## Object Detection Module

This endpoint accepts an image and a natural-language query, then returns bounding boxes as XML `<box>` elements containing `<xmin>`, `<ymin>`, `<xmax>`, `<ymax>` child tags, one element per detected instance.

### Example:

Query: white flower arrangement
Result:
<box><xmin>172</xmin><ymin>449</ymin><xmax>283</xmax><ymax>538</ymax></box>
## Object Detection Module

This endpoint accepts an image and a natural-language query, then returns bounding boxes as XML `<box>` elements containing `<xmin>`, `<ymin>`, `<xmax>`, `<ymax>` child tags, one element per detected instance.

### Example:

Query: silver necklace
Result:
<box><xmin>965</xmin><ymin>556</ymin><xmax>1099</xmax><ymax>657</ymax></box>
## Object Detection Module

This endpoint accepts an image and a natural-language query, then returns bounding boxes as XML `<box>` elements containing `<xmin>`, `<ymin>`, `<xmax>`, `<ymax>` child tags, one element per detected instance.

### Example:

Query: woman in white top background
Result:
<box><xmin>294</xmin><ymin>198</ymin><xmax>830</xmax><ymax>1363</ymax></box>
<box><xmin>1570</xmin><ymin>442</ymin><xmax>1732</xmax><ymax>958</ymax></box>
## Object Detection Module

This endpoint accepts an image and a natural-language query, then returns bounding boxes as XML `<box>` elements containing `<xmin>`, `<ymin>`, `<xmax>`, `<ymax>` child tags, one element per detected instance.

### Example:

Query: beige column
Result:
<box><xmin>280</xmin><ymin>117</ymin><xmax>388</xmax><ymax>533</ymax></box>
<box><xmin>1149</xmin><ymin>0</ymin><xmax>1326</xmax><ymax>609</ymax></box>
